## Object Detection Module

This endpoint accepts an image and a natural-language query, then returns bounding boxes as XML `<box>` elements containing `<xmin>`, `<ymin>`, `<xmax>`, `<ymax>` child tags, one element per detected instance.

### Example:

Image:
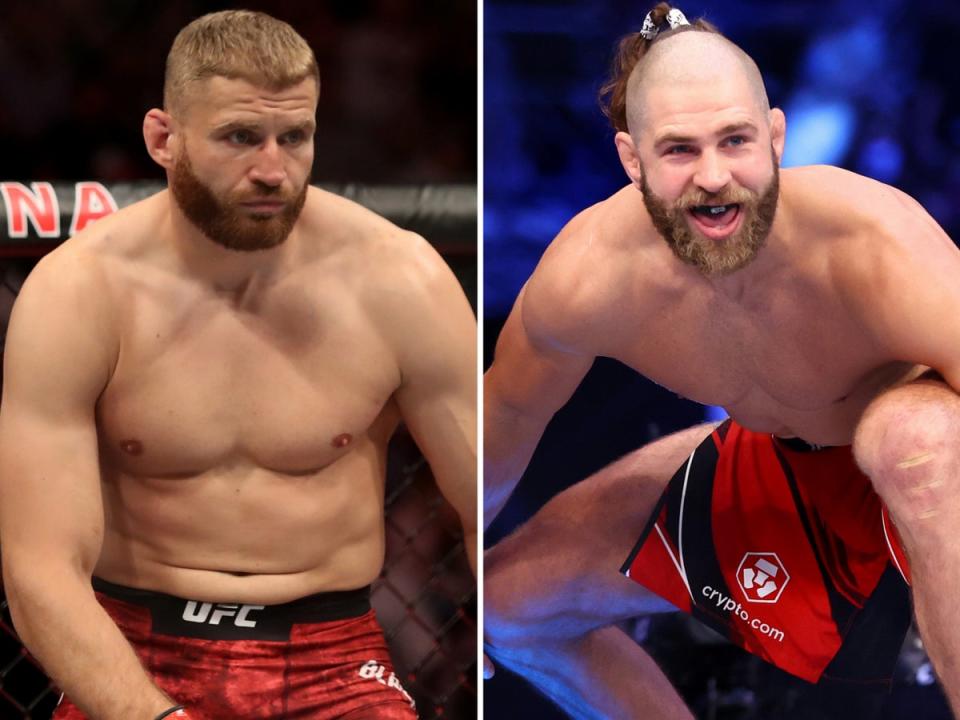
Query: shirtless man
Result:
<box><xmin>484</xmin><ymin>5</ymin><xmax>960</xmax><ymax>718</ymax></box>
<box><xmin>0</xmin><ymin>11</ymin><xmax>476</xmax><ymax>720</ymax></box>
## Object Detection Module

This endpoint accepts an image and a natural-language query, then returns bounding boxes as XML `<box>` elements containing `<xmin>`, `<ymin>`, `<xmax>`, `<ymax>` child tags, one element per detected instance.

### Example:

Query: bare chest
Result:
<box><xmin>97</xmin><ymin>284</ymin><xmax>399</xmax><ymax>476</ymax></box>
<box><xmin>606</xmin><ymin>287</ymin><xmax>897</xmax><ymax>443</ymax></box>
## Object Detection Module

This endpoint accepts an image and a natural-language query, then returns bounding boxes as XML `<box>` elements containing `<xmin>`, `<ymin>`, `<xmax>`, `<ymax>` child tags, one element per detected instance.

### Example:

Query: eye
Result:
<box><xmin>725</xmin><ymin>135</ymin><xmax>747</xmax><ymax>147</ymax></box>
<box><xmin>281</xmin><ymin>129</ymin><xmax>306</xmax><ymax>145</ymax></box>
<box><xmin>666</xmin><ymin>145</ymin><xmax>692</xmax><ymax>155</ymax></box>
<box><xmin>227</xmin><ymin>129</ymin><xmax>258</xmax><ymax>145</ymax></box>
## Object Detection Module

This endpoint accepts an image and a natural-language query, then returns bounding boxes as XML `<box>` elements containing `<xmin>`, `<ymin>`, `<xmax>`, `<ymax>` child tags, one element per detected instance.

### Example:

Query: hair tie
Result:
<box><xmin>639</xmin><ymin>7</ymin><xmax>691</xmax><ymax>40</ymax></box>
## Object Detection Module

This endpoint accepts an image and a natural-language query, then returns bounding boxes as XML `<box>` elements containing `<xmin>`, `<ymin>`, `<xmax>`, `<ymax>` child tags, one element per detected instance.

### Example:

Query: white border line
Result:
<box><xmin>881</xmin><ymin>508</ymin><xmax>909</xmax><ymax>585</ymax></box>
<box><xmin>653</xmin><ymin>522</ymin><xmax>693</xmax><ymax>600</ymax></box>
<box><xmin>476</xmin><ymin>0</ymin><xmax>485</xmax><ymax>710</ymax></box>
<box><xmin>676</xmin><ymin>450</ymin><xmax>696</xmax><ymax>601</ymax></box>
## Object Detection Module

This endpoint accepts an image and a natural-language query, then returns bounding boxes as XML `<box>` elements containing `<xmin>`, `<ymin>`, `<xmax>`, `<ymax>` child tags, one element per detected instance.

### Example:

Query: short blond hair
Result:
<box><xmin>164</xmin><ymin>10</ymin><xmax>320</xmax><ymax>115</ymax></box>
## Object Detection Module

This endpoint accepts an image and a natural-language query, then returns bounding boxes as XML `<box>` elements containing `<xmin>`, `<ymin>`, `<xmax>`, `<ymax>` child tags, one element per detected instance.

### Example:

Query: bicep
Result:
<box><xmin>909</xmin><ymin>250</ymin><xmax>960</xmax><ymax>388</ymax></box>
<box><xmin>0</xmin><ymin>406</ymin><xmax>104</xmax><ymax>574</ymax></box>
<box><xmin>485</xmin><ymin>291</ymin><xmax>593</xmax><ymax>422</ymax></box>
<box><xmin>858</xmin><ymin>227</ymin><xmax>960</xmax><ymax>391</ymax></box>
<box><xmin>0</xmin><ymin>264</ymin><xmax>112</xmax><ymax>577</ymax></box>
<box><xmin>390</xmin><ymin>255</ymin><xmax>477</xmax><ymax>524</ymax></box>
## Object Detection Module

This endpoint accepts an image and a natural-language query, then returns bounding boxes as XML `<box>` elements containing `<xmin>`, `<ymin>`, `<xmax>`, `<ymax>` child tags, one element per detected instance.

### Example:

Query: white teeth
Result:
<box><xmin>709</xmin><ymin>205</ymin><xmax>728</xmax><ymax>215</ymax></box>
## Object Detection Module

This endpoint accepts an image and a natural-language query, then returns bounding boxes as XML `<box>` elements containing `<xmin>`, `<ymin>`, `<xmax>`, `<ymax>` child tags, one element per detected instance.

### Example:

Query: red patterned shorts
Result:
<box><xmin>53</xmin><ymin>579</ymin><xmax>417</xmax><ymax>719</ymax></box>
<box><xmin>622</xmin><ymin>419</ymin><xmax>912</xmax><ymax>685</ymax></box>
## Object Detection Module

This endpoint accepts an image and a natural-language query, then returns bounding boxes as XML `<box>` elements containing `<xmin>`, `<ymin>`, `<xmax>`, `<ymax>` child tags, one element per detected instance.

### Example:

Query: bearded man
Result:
<box><xmin>0</xmin><ymin>10</ymin><xmax>476</xmax><ymax>720</ymax></box>
<box><xmin>484</xmin><ymin>4</ymin><xmax>960</xmax><ymax>718</ymax></box>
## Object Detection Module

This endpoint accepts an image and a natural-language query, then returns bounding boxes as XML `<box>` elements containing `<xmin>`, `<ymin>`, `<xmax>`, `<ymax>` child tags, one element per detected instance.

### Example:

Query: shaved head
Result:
<box><xmin>625</xmin><ymin>31</ymin><xmax>770</xmax><ymax>137</ymax></box>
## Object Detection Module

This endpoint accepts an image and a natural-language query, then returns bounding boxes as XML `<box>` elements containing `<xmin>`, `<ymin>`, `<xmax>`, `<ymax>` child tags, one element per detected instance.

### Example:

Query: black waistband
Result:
<box><xmin>92</xmin><ymin>576</ymin><xmax>371</xmax><ymax>641</ymax></box>
<box><xmin>774</xmin><ymin>435</ymin><xmax>833</xmax><ymax>453</ymax></box>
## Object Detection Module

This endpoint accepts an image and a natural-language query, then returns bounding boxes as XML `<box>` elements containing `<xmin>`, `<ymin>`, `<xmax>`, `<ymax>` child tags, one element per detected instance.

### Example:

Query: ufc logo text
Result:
<box><xmin>181</xmin><ymin>601</ymin><xmax>265</xmax><ymax>627</ymax></box>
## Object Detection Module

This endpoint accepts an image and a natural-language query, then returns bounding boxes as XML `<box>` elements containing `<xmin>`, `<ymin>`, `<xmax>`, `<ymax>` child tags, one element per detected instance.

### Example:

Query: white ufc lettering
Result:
<box><xmin>236</xmin><ymin>604</ymin><xmax>263</xmax><ymax>627</ymax></box>
<box><xmin>208</xmin><ymin>605</ymin><xmax>238</xmax><ymax>625</ymax></box>
<box><xmin>182</xmin><ymin>601</ymin><xmax>213</xmax><ymax>623</ymax></box>
<box><xmin>182</xmin><ymin>601</ymin><xmax>264</xmax><ymax>627</ymax></box>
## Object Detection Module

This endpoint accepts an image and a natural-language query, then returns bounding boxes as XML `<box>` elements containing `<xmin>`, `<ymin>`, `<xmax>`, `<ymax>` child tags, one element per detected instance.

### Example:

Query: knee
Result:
<box><xmin>854</xmin><ymin>380</ymin><xmax>960</xmax><ymax>516</ymax></box>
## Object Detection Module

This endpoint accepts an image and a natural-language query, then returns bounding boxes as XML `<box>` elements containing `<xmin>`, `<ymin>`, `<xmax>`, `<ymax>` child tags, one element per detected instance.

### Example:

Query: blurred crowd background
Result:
<box><xmin>485</xmin><ymin>0</ymin><xmax>959</xmax><ymax>718</ymax></box>
<box><xmin>0</xmin><ymin>2</ymin><xmax>477</xmax><ymax>719</ymax></box>
<box><xmin>0</xmin><ymin>0</ymin><xmax>476</xmax><ymax>184</ymax></box>
<box><xmin>485</xmin><ymin>0</ymin><xmax>960</xmax><ymax>316</ymax></box>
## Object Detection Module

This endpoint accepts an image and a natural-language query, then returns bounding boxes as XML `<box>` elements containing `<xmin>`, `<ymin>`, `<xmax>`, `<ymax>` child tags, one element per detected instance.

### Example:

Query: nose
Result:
<box><xmin>693</xmin><ymin>149</ymin><xmax>731</xmax><ymax>194</ymax></box>
<box><xmin>248</xmin><ymin>138</ymin><xmax>286</xmax><ymax>188</ymax></box>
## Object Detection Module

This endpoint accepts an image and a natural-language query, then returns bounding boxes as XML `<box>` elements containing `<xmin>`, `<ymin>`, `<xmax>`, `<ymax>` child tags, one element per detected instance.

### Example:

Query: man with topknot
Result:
<box><xmin>486</xmin><ymin>4</ymin><xmax>960</xmax><ymax>718</ymax></box>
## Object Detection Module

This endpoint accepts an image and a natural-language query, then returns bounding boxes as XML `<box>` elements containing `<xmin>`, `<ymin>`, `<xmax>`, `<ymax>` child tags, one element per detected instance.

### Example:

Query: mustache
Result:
<box><xmin>673</xmin><ymin>185</ymin><xmax>758</xmax><ymax>210</ymax></box>
<box><xmin>235</xmin><ymin>184</ymin><xmax>293</xmax><ymax>203</ymax></box>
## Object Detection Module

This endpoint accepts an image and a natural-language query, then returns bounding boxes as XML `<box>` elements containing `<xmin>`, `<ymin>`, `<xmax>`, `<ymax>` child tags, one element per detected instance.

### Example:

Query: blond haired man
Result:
<box><xmin>0</xmin><ymin>11</ymin><xmax>475</xmax><ymax>720</ymax></box>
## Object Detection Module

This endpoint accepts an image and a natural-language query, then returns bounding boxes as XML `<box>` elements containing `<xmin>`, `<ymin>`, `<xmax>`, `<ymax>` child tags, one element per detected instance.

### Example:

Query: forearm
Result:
<box><xmin>483</xmin><ymin>400</ymin><xmax>547</xmax><ymax>529</ymax></box>
<box><xmin>6</xmin><ymin>566</ymin><xmax>176</xmax><ymax>720</ymax></box>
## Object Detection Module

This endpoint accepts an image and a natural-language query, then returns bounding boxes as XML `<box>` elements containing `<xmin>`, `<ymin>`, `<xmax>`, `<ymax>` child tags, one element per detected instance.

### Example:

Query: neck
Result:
<box><xmin>706</xmin><ymin>189</ymin><xmax>790</xmax><ymax>303</ymax></box>
<box><xmin>164</xmin><ymin>191</ymin><xmax>295</xmax><ymax>294</ymax></box>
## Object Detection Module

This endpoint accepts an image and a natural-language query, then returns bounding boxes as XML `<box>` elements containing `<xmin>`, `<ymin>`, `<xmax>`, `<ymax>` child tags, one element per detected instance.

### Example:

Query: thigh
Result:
<box><xmin>485</xmin><ymin>423</ymin><xmax>716</xmax><ymax>636</ymax></box>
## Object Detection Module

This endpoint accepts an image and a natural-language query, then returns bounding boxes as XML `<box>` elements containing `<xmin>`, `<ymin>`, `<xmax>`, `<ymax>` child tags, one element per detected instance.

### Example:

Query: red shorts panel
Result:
<box><xmin>52</xmin><ymin>581</ymin><xmax>417</xmax><ymax>720</ymax></box>
<box><xmin>622</xmin><ymin>420</ymin><xmax>912</xmax><ymax>684</ymax></box>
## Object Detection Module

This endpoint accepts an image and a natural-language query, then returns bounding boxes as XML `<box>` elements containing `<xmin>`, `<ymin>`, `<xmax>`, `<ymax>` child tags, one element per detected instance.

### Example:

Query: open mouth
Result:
<box><xmin>688</xmin><ymin>203</ymin><xmax>742</xmax><ymax>240</ymax></box>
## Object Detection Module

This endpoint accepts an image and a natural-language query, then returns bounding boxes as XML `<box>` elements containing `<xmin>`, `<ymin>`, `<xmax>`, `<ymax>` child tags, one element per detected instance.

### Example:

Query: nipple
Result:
<box><xmin>332</xmin><ymin>433</ymin><xmax>353</xmax><ymax>448</ymax></box>
<box><xmin>120</xmin><ymin>439</ymin><xmax>144</xmax><ymax>456</ymax></box>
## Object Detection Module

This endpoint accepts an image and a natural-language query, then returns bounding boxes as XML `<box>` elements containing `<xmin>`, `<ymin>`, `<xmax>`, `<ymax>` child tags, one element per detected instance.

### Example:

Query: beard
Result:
<box><xmin>640</xmin><ymin>151</ymin><xmax>780</xmax><ymax>277</ymax></box>
<box><xmin>169</xmin><ymin>148</ymin><xmax>309</xmax><ymax>252</ymax></box>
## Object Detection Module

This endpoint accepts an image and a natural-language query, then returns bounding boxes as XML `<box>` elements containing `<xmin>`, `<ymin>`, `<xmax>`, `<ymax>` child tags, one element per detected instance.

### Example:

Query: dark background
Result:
<box><xmin>0</xmin><ymin>0</ymin><xmax>476</xmax><ymax>184</ymax></box>
<box><xmin>484</xmin><ymin>0</ymin><xmax>960</xmax><ymax>718</ymax></box>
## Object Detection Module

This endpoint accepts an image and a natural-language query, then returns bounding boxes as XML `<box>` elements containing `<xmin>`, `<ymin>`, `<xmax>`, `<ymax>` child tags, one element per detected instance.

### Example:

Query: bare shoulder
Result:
<box><xmin>786</xmin><ymin>166</ymin><xmax>960</xmax><ymax>302</ymax></box>
<box><xmin>29</xmin><ymin>191</ymin><xmax>167</xmax><ymax>289</ymax></box>
<box><xmin>19</xmin><ymin>231</ymin><xmax>116</xmax><ymax>323</ymax></box>
<box><xmin>9</xmin><ymin>195</ymin><xmax>166</xmax><ymax>356</ymax></box>
<box><xmin>298</xmin><ymin>186</ymin><xmax>466</xmax><ymax>309</ymax></box>
<box><xmin>784</xmin><ymin>165</ymin><xmax>939</xmax><ymax>240</ymax></box>
<box><xmin>523</xmin><ymin>189</ymin><xmax>650</xmax><ymax>353</ymax></box>
<box><xmin>6</xmin><ymin>234</ymin><xmax>122</xmax><ymax>401</ymax></box>
<box><xmin>299</xmin><ymin>186</ymin><xmax>401</xmax><ymax>238</ymax></box>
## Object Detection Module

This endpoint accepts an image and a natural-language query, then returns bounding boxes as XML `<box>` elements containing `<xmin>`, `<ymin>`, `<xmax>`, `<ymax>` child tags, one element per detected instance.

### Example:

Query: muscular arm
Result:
<box><xmin>484</xmin><ymin>286</ymin><xmax>593</xmax><ymax>528</ymax></box>
<box><xmin>843</xmin><ymin>193</ymin><xmax>960</xmax><ymax>387</ymax></box>
<box><xmin>0</xmin><ymin>251</ymin><xmax>176</xmax><ymax>720</ymax></box>
<box><xmin>387</xmin><ymin>237</ymin><xmax>478</xmax><ymax>573</ymax></box>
